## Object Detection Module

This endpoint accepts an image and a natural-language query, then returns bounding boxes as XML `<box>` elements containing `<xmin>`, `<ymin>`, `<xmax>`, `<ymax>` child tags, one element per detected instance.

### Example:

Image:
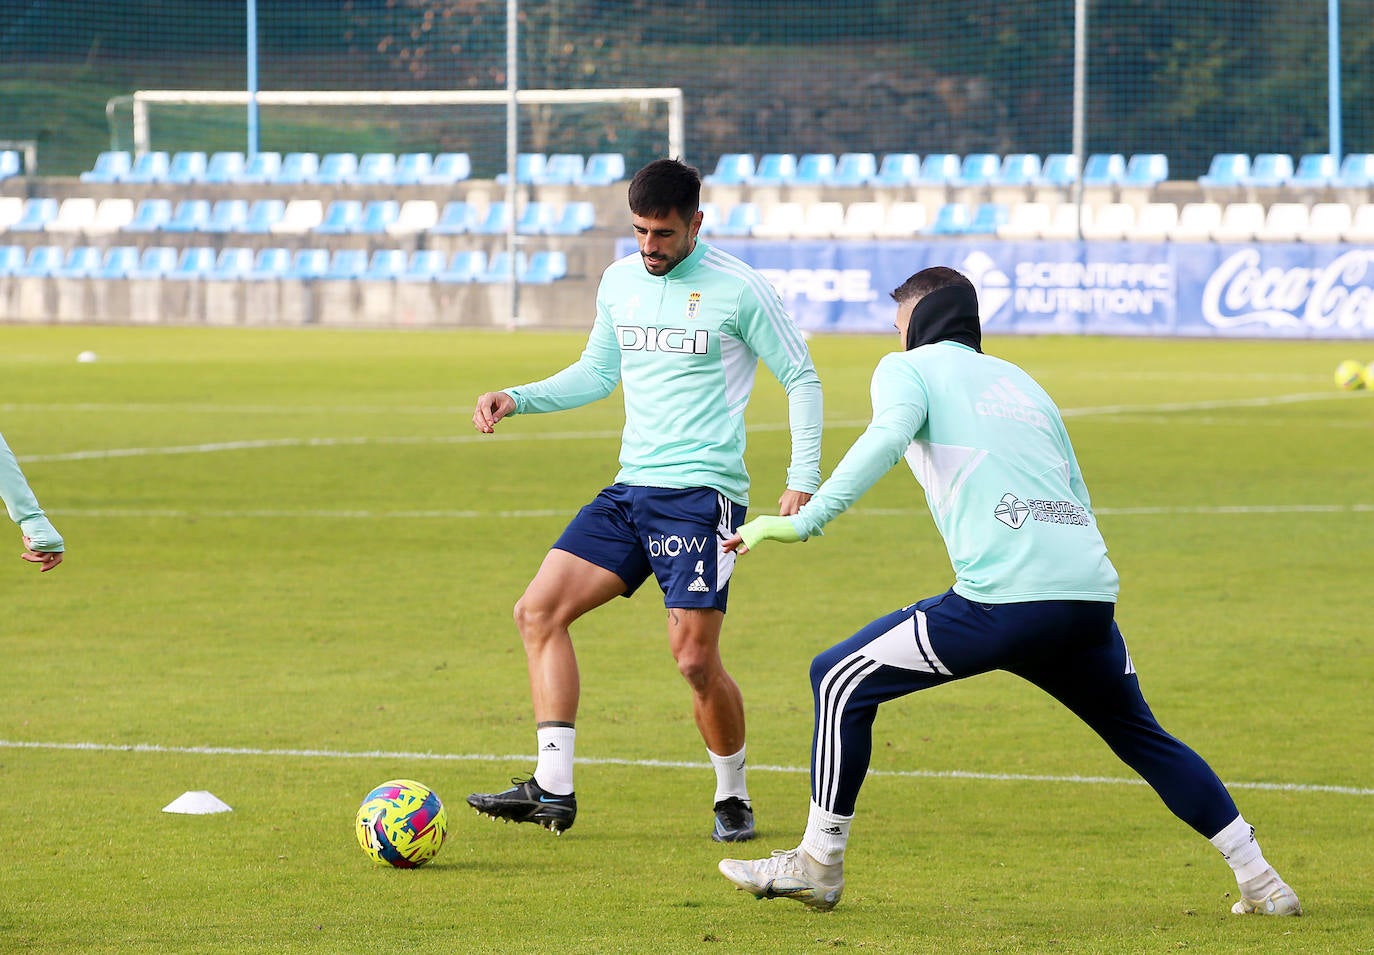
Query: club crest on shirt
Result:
<box><xmin>686</xmin><ymin>291</ymin><xmax>701</xmax><ymax>322</ymax></box>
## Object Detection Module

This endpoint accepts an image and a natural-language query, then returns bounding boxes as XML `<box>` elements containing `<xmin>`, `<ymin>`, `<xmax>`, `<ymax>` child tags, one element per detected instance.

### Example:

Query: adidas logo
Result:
<box><xmin>975</xmin><ymin>376</ymin><xmax>1049</xmax><ymax>428</ymax></box>
<box><xmin>688</xmin><ymin>576</ymin><xmax>709</xmax><ymax>593</ymax></box>
<box><xmin>541</xmin><ymin>742</ymin><xmax>561</xmax><ymax>751</ymax></box>
<box><xmin>820</xmin><ymin>825</ymin><xmax>842</xmax><ymax>835</ymax></box>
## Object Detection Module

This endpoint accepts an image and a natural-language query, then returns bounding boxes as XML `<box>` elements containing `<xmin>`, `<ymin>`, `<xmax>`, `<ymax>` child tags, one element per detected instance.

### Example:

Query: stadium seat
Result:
<box><xmin>0</xmin><ymin>150</ymin><xmax>19</xmax><ymax>180</ymax></box>
<box><xmin>1244</xmin><ymin>153</ymin><xmax>1294</xmax><ymax>189</ymax></box>
<box><xmin>1126</xmin><ymin>202</ymin><xmax>1180</xmax><ymax>241</ymax></box>
<box><xmin>206</xmin><ymin>199</ymin><xmax>250</xmax><ymax>233</ymax></box>
<box><xmin>750</xmin><ymin>153</ymin><xmax>798</xmax><ymax>187</ymax></box>
<box><xmin>204</xmin><ymin>151</ymin><xmax>247</xmax><ymax>184</ymax></box>
<box><xmin>1122</xmin><ymin>153</ymin><xmax>1169</xmax><ymax>188</ymax></box>
<box><xmin>241</xmin><ymin>199</ymin><xmax>286</xmax><ymax>233</ymax></box>
<box><xmin>16</xmin><ymin>245</ymin><xmax>66</xmax><ymax>277</ymax></box>
<box><xmin>696</xmin><ymin>202</ymin><xmax>721</xmax><ymax>236</ymax></box>
<box><xmin>208</xmin><ymin>247</ymin><xmax>254</xmax><ymax>280</ymax></box>
<box><xmin>1080</xmin><ymin>202</ymin><xmax>1136</xmax><ymax>240</ymax></box>
<box><xmin>356</xmin><ymin>200</ymin><xmax>400</xmax><ymax>234</ymax></box>
<box><xmin>470</xmin><ymin>202</ymin><xmax>514</xmax><ymax>235</ymax></box>
<box><xmin>386</xmin><ymin>199</ymin><xmax>440</xmax><ymax>237</ymax></box>
<box><xmin>523</xmin><ymin>250</ymin><xmax>569</xmax><ymax>284</ymax></box>
<box><xmin>537</xmin><ymin>153</ymin><xmax>585</xmax><ymax>186</ymax></box>
<box><xmin>80</xmin><ymin>150</ymin><xmax>131</xmax><ymax>183</ymax></box>
<box><xmin>248</xmin><ymin>247</ymin><xmax>291</xmax><ymax>280</ymax></box>
<box><xmin>869</xmin><ymin>153</ymin><xmax>919</xmax><ymax>188</ymax></box>
<box><xmin>873</xmin><ymin>201</ymin><xmax>928</xmax><ymax>238</ymax></box>
<box><xmin>794</xmin><ymin>153</ymin><xmax>837</xmax><ymax>185</ymax></box>
<box><xmin>275</xmin><ymin>152</ymin><xmax>321</xmax><ymax>185</ymax></box>
<box><xmin>478</xmin><ymin>250</ymin><xmax>528</xmax><ymax>283</ymax></box>
<box><xmin>1039</xmin><ymin>202</ymin><xmax>1093</xmax><ymax>240</ymax></box>
<box><xmin>1336</xmin><ymin>153</ymin><xmax>1374</xmax><ymax>188</ymax></box>
<box><xmin>833</xmin><ymin>200</ymin><xmax>886</xmax><ymax>238</ymax></box>
<box><xmin>704</xmin><ymin>153</ymin><xmax>755</xmax><ymax>186</ymax></box>
<box><xmin>1289</xmin><ymin>153</ymin><xmax>1337</xmax><ymax>190</ymax></box>
<box><xmin>996</xmin><ymin>202</ymin><xmax>1052</xmax><ymax>240</ymax></box>
<box><xmin>324</xmin><ymin>248</ymin><xmax>368</xmax><ymax>280</ymax></box>
<box><xmin>353</xmin><ymin>153</ymin><xmax>397</xmax><ymax>185</ymax></box>
<box><xmin>45</xmin><ymin>198</ymin><xmax>98</xmax><ymax>234</ymax></box>
<box><xmin>1256</xmin><ymin>202</ymin><xmax>1309</xmax><ymax>242</ymax></box>
<box><xmin>271</xmin><ymin>199</ymin><xmax>324</xmax><ymax>235</ymax></box>
<box><xmin>1198</xmin><ymin>153</ymin><xmax>1250</xmax><ymax>188</ymax></box>
<box><xmin>166</xmin><ymin>151</ymin><xmax>208</xmax><ymax>185</ymax></box>
<box><xmin>436</xmin><ymin>249</ymin><xmax>487</xmax><ymax>283</ymax></box>
<box><xmin>362</xmin><ymin>249</ymin><xmax>408</xmax><ymax>280</ymax></box>
<box><xmin>1342</xmin><ymin>203</ymin><xmax>1374</xmax><ymax>242</ymax></box>
<box><xmin>495</xmin><ymin>153</ymin><xmax>547</xmax><ymax>185</ymax></box>
<box><xmin>55</xmin><ymin>246</ymin><xmax>103</xmax><ymax>278</ymax></box>
<box><xmin>430</xmin><ymin>201</ymin><xmax>475</xmax><ymax>235</ymax></box>
<box><xmin>1210</xmin><ymin>201</ymin><xmax>1266</xmax><ymax>242</ymax></box>
<box><xmin>315</xmin><ymin>152</ymin><xmax>359</xmax><ymax>185</ymax></box>
<box><xmin>0</xmin><ymin>196</ymin><xmax>23</xmax><ymax>230</ymax></box>
<box><xmin>92</xmin><ymin>246</ymin><xmax>139</xmax><ymax>279</ymax></box>
<box><xmin>121</xmin><ymin>198</ymin><xmax>173</xmax><ymax>233</ymax></box>
<box><xmin>926</xmin><ymin>202</ymin><xmax>972</xmax><ymax>235</ymax></box>
<box><xmin>548</xmin><ymin>201</ymin><xmax>596</xmax><ymax>235</ymax></box>
<box><xmin>914</xmin><ymin>154</ymin><xmax>960</xmax><ymax>185</ymax></box>
<box><xmin>828</xmin><ymin>152</ymin><xmax>878</xmax><ymax>187</ymax></box>
<box><xmin>122</xmin><ymin>151</ymin><xmax>171</xmax><ymax>184</ymax></box>
<box><xmin>954</xmin><ymin>154</ymin><xmax>1001</xmax><ymax>188</ymax></box>
<box><xmin>1302</xmin><ymin>202</ymin><xmax>1353</xmax><ymax>242</ymax></box>
<box><xmin>422</xmin><ymin>152</ymin><xmax>472</xmax><ymax>184</ymax></box>
<box><xmin>5</xmin><ymin>197</ymin><xmax>59</xmax><ymax>233</ymax></box>
<box><xmin>391</xmin><ymin>152</ymin><xmax>432</xmax><ymax>186</ymax></box>
<box><xmin>1082</xmin><ymin>153</ymin><xmax>1127</xmax><ymax>187</ymax></box>
<box><xmin>402</xmin><ymin>249</ymin><xmax>446</xmax><ymax>281</ymax></box>
<box><xmin>750</xmin><ymin>201</ymin><xmax>806</xmax><ymax>238</ymax></box>
<box><xmin>516</xmin><ymin>200</ymin><xmax>558</xmax><ymax>235</ymax></box>
<box><xmin>794</xmin><ymin>201</ymin><xmax>845</xmax><ymax>238</ymax></box>
<box><xmin>996</xmin><ymin>154</ymin><xmax>1042</xmax><ymax>186</ymax></box>
<box><xmin>166</xmin><ymin>246</ymin><xmax>217</xmax><ymax>280</ymax></box>
<box><xmin>1035</xmin><ymin>153</ymin><xmax>1079</xmax><ymax>188</ymax></box>
<box><xmin>711</xmin><ymin>202</ymin><xmax>761</xmax><ymax>237</ymax></box>
<box><xmin>85</xmin><ymin>198</ymin><xmax>135</xmax><ymax>235</ymax></box>
<box><xmin>285</xmin><ymin>248</ymin><xmax>330</xmax><ymax>280</ymax></box>
<box><xmin>578</xmin><ymin>153</ymin><xmax>626</xmax><ymax>186</ymax></box>
<box><xmin>0</xmin><ymin>245</ymin><xmax>24</xmax><ymax>276</ymax></box>
<box><xmin>128</xmin><ymin>245</ymin><xmax>179</xmax><ymax>278</ymax></box>
<box><xmin>1168</xmin><ymin>201</ymin><xmax>1223</xmax><ymax>241</ymax></box>
<box><xmin>160</xmin><ymin>199</ymin><xmax>212</xmax><ymax>233</ymax></box>
<box><xmin>965</xmin><ymin>202</ymin><xmax>1008</xmax><ymax>234</ymax></box>
<box><xmin>312</xmin><ymin>200</ymin><xmax>364</xmax><ymax>235</ymax></box>
<box><xmin>240</xmin><ymin>151</ymin><xmax>282</xmax><ymax>184</ymax></box>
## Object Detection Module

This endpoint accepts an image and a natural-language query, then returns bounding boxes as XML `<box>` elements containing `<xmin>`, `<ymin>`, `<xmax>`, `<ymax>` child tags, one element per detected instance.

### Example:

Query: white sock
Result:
<box><xmin>800</xmin><ymin>800</ymin><xmax>852</xmax><ymax>867</ymax></box>
<box><xmin>1209</xmin><ymin>814</ymin><xmax>1272</xmax><ymax>885</ymax></box>
<box><xmin>708</xmin><ymin>745</ymin><xmax>749</xmax><ymax>804</ymax></box>
<box><xmin>534</xmin><ymin>725</ymin><xmax>575</xmax><ymax>796</ymax></box>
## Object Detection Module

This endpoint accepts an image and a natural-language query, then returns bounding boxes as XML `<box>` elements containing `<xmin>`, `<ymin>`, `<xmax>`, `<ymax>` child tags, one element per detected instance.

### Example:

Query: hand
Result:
<box><xmin>21</xmin><ymin>536</ymin><xmax>63</xmax><ymax>572</ymax></box>
<box><xmin>473</xmin><ymin>391</ymin><xmax>516</xmax><ymax>433</ymax></box>
<box><xmin>777</xmin><ymin>488</ymin><xmax>812</xmax><ymax>516</ymax></box>
<box><xmin>723</xmin><ymin>515</ymin><xmax>804</xmax><ymax>555</ymax></box>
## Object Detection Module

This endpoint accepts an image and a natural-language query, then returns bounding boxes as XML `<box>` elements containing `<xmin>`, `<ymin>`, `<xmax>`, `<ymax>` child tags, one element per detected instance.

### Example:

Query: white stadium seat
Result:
<box><xmin>1301</xmin><ymin>202</ymin><xmax>1353</xmax><ymax>243</ymax></box>
<box><xmin>1209</xmin><ymin>202</ymin><xmax>1266</xmax><ymax>242</ymax></box>
<box><xmin>1168</xmin><ymin>202</ymin><xmax>1223</xmax><ymax>242</ymax></box>
<box><xmin>1126</xmin><ymin>202</ymin><xmax>1179</xmax><ymax>241</ymax></box>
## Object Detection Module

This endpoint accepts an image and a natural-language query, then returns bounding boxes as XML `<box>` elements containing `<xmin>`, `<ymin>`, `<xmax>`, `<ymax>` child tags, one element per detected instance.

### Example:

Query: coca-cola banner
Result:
<box><xmin>614</xmin><ymin>239</ymin><xmax>1374</xmax><ymax>339</ymax></box>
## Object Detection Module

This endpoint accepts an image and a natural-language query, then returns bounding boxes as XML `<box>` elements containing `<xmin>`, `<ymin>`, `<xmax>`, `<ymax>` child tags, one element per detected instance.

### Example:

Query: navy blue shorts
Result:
<box><xmin>552</xmin><ymin>485</ymin><xmax>747</xmax><ymax>611</ymax></box>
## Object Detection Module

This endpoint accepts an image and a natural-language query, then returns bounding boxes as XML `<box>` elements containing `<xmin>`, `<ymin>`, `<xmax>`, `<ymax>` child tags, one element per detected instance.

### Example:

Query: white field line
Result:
<box><xmin>1</xmin><ymin>738</ymin><xmax>1368</xmax><ymax>797</ymax></box>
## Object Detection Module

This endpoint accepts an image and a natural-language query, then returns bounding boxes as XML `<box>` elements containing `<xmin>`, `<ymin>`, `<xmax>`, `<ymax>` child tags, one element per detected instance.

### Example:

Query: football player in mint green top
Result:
<box><xmin>468</xmin><ymin>159</ymin><xmax>823</xmax><ymax>843</ymax></box>
<box><xmin>0</xmin><ymin>431</ymin><xmax>63</xmax><ymax>572</ymax></box>
<box><xmin>718</xmin><ymin>267</ymin><xmax>1300</xmax><ymax>919</ymax></box>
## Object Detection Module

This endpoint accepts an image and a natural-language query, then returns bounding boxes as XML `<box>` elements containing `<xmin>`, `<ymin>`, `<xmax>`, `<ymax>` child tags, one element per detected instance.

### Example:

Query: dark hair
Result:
<box><xmin>889</xmin><ymin>266</ymin><xmax>975</xmax><ymax>306</ymax></box>
<box><xmin>627</xmin><ymin>158</ymin><xmax>701</xmax><ymax>222</ymax></box>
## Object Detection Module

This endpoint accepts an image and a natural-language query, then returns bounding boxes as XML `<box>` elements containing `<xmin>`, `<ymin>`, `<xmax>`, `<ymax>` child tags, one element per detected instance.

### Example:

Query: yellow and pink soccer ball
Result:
<box><xmin>355</xmin><ymin>779</ymin><xmax>448</xmax><ymax>868</ymax></box>
<box><xmin>1333</xmin><ymin>360</ymin><xmax>1368</xmax><ymax>390</ymax></box>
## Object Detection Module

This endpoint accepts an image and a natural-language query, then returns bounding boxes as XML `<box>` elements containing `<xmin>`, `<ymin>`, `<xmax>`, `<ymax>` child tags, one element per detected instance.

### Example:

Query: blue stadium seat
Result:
<box><xmin>996</xmin><ymin>154</ymin><xmax>1042</xmax><ymax>186</ymax></box>
<box><xmin>1198</xmin><ymin>153</ymin><xmax>1250</xmax><ymax>188</ymax></box>
<box><xmin>353</xmin><ymin>153</ymin><xmax>397</xmax><ymax>185</ymax></box>
<box><xmin>828</xmin><ymin>152</ymin><xmax>879</xmax><ymax>187</ymax></box>
<box><xmin>392</xmin><ymin>152</ymin><xmax>433</xmax><ymax>185</ymax></box>
<box><xmin>537</xmin><ymin>153</ymin><xmax>585</xmax><ymax>186</ymax></box>
<box><xmin>241</xmin><ymin>199</ymin><xmax>286</xmax><ymax>234</ymax></box>
<box><xmin>422</xmin><ymin>152</ymin><xmax>471</xmax><ymax>184</ymax></box>
<box><xmin>249</xmin><ymin>247</ymin><xmax>291</xmax><ymax>280</ymax></box>
<box><xmin>927</xmin><ymin>202</ymin><xmax>972</xmax><ymax>235</ymax></box>
<box><xmin>204</xmin><ymin>151</ymin><xmax>246</xmax><ymax>184</ymax></box>
<box><xmin>286</xmin><ymin>248</ymin><xmax>330</xmax><ymax>280</ymax></box>
<box><xmin>16</xmin><ymin>245</ymin><xmax>66</xmax><ymax>277</ymax></box>
<box><xmin>697</xmin><ymin>202</ymin><xmax>721</xmax><ymax>236</ymax></box>
<box><xmin>1083</xmin><ymin>153</ymin><xmax>1127</xmax><ymax>186</ymax></box>
<box><xmin>523</xmin><ymin>250</ymin><xmax>568</xmax><ymax>284</ymax></box>
<box><xmin>470</xmin><ymin>202</ymin><xmax>514</xmax><ymax>235</ymax></box>
<box><xmin>92</xmin><ymin>246</ymin><xmax>139</xmax><ymax>279</ymax></box>
<box><xmin>166</xmin><ymin>151</ymin><xmax>207</xmax><ymax>185</ymax></box>
<box><xmin>80</xmin><ymin>151</ymin><xmax>131</xmax><ymax>183</ymax></box>
<box><xmin>0</xmin><ymin>150</ymin><xmax>19</xmax><ymax>180</ymax></box>
<box><xmin>430</xmin><ymin>201</ymin><xmax>475</xmax><ymax>235</ymax></box>
<box><xmin>966</xmin><ymin>202</ymin><xmax>1009</xmax><ymax>234</ymax></box>
<box><xmin>0</xmin><ymin>245</ymin><xmax>24</xmax><ymax>276</ymax></box>
<box><xmin>915</xmin><ymin>153</ymin><xmax>961</xmax><ymax>185</ymax></box>
<box><xmin>750</xmin><ymin>153</ymin><xmax>797</xmax><ymax>186</ymax></box>
<box><xmin>1245</xmin><ymin>153</ymin><xmax>1293</xmax><ymax>188</ymax></box>
<box><xmin>436</xmin><ymin>249</ymin><xmax>487</xmax><ymax>283</ymax></box>
<box><xmin>128</xmin><ymin>246</ymin><xmax>179</xmax><ymax>279</ymax></box>
<box><xmin>356</xmin><ymin>200</ymin><xmax>400</xmax><ymax>234</ymax></box>
<box><xmin>362</xmin><ymin>249</ymin><xmax>408</xmax><ymax>280</ymax></box>
<box><xmin>495</xmin><ymin>153</ymin><xmax>547</xmax><ymax>185</ymax></box>
<box><xmin>122</xmin><ymin>198</ymin><xmax>173</xmax><ymax>233</ymax></box>
<box><xmin>122</xmin><ymin>151</ymin><xmax>171</xmax><ymax>184</ymax></box>
<box><xmin>160</xmin><ymin>199</ymin><xmax>212</xmax><ymax>233</ymax></box>
<box><xmin>402</xmin><ymin>249</ymin><xmax>446</xmax><ymax>281</ymax></box>
<box><xmin>55</xmin><ymin>246</ymin><xmax>103</xmax><ymax>278</ymax></box>
<box><xmin>208</xmin><ymin>247</ymin><xmax>254</xmax><ymax>280</ymax></box>
<box><xmin>704</xmin><ymin>153</ymin><xmax>755</xmax><ymax>186</ymax></box>
<box><xmin>1036</xmin><ymin>153</ymin><xmax>1079</xmax><ymax>187</ymax></box>
<box><xmin>315</xmin><ymin>152</ymin><xmax>359</xmax><ymax>185</ymax></box>
<box><xmin>1122</xmin><ymin>153</ymin><xmax>1169</xmax><ymax>187</ymax></box>
<box><xmin>1290</xmin><ymin>153</ymin><xmax>1338</xmax><ymax>189</ymax></box>
<box><xmin>240</xmin><ymin>151</ymin><xmax>282</xmax><ymax>183</ymax></box>
<box><xmin>870</xmin><ymin>153</ymin><xmax>921</xmax><ymax>187</ymax></box>
<box><xmin>794</xmin><ymin>153</ymin><xmax>837</xmax><ymax>185</ymax></box>
<box><xmin>275</xmin><ymin>152</ymin><xmax>320</xmax><ymax>184</ymax></box>
<box><xmin>5</xmin><ymin>197</ymin><xmax>58</xmax><ymax>232</ymax></box>
<box><xmin>313</xmin><ymin>200</ymin><xmax>364</xmax><ymax>235</ymax></box>
<box><xmin>516</xmin><ymin>201</ymin><xmax>557</xmax><ymax>235</ymax></box>
<box><xmin>712</xmin><ymin>202</ymin><xmax>760</xmax><ymax>237</ymax></box>
<box><xmin>548</xmin><ymin>201</ymin><xmax>596</xmax><ymax>235</ymax></box>
<box><xmin>1336</xmin><ymin>153</ymin><xmax>1374</xmax><ymax>188</ymax></box>
<box><xmin>206</xmin><ymin>199</ymin><xmax>250</xmax><ymax>233</ymax></box>
<box><xmin>578</xmin><ymin>153</ymin><xmax>626</xmax><ymax>186</ymax></box>
<box><xmin>166</xmin><ymin>246</ymin><xmax>217</xmax><ymax>280</ymax></box>
<box><xmin>479</xmin><ymin>250</ymin><xmax>528</xmax><ymax>283</ymax></box>
<box><xmin>325</xmin><ymin>248</ymin><xmax>368</xmax><ymax>280</ymax></box>
<box><xmin>954</xmin><ymin>153</ymin><xmax>1001</xmax><ymax>187</ymax></box>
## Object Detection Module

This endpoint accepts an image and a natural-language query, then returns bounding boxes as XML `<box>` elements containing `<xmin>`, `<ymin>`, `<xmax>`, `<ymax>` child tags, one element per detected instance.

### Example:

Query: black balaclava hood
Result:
<box><xmin>904</xmin><ymin>284</ymin><xmax>984</xmax><ymax>353</ymax></box>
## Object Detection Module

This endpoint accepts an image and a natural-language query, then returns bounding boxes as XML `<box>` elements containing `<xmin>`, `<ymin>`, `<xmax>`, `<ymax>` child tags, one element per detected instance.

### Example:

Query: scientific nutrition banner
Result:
<box><xmin>616</xmin><ymin>239</ymin><xmax>1374</xmax><ymax>338</ymax></box>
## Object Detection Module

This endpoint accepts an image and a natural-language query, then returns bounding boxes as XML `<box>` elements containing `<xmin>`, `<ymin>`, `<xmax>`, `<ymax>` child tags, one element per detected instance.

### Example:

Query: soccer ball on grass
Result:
<box><xmin>1333</xmin><ymin>359</ymin><xmax>1367</xmax><ymax>390</ymax></box>
<box><xmin>355</xmin><ymin>779</ymin><xmax>448</xmax><ymax>868</ymax></box>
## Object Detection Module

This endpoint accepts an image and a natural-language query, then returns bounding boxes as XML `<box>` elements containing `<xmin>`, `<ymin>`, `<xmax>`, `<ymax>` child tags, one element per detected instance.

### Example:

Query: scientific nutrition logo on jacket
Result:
<box><xmin>994</xmin><ymin>492</ymin><xmax>1091</xmax><ymax>530</ymax></box>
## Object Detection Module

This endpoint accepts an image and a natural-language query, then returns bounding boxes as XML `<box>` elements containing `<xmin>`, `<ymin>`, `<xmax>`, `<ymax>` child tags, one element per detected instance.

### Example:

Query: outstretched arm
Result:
<box><xmin>472</xmin><ymin>391</ymin><xmax>517</xmax><ymax>433</ymax></box>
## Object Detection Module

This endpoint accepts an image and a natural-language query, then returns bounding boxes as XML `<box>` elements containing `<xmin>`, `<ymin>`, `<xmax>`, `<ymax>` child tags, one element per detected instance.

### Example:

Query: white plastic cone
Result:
<box><xmin>162</xmin><ymin>791</ymin><xmax>233</xmax><ymax>814</ymax></box>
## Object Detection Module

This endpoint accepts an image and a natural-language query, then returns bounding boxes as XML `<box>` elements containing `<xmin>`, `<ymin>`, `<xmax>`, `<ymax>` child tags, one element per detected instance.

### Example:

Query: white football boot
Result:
<box><xmin>718</xmin><ymin>847</ymin><xmax>844</xmax><ymax>912</ymax></box>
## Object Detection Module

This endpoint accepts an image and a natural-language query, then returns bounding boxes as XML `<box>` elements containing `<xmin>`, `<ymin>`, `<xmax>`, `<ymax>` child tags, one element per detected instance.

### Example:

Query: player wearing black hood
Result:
<box><xmin>713</xmin><ymin>266</ymin><xmax>1301</xmax><ymax>918</ymax></box>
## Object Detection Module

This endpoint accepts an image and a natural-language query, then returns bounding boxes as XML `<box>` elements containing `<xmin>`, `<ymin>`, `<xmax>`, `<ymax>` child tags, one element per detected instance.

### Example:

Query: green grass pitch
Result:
<box><xmin>1</xmin><ymin>324</ymin><xmax>1370</xmax><ymax>953</ymax></box>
